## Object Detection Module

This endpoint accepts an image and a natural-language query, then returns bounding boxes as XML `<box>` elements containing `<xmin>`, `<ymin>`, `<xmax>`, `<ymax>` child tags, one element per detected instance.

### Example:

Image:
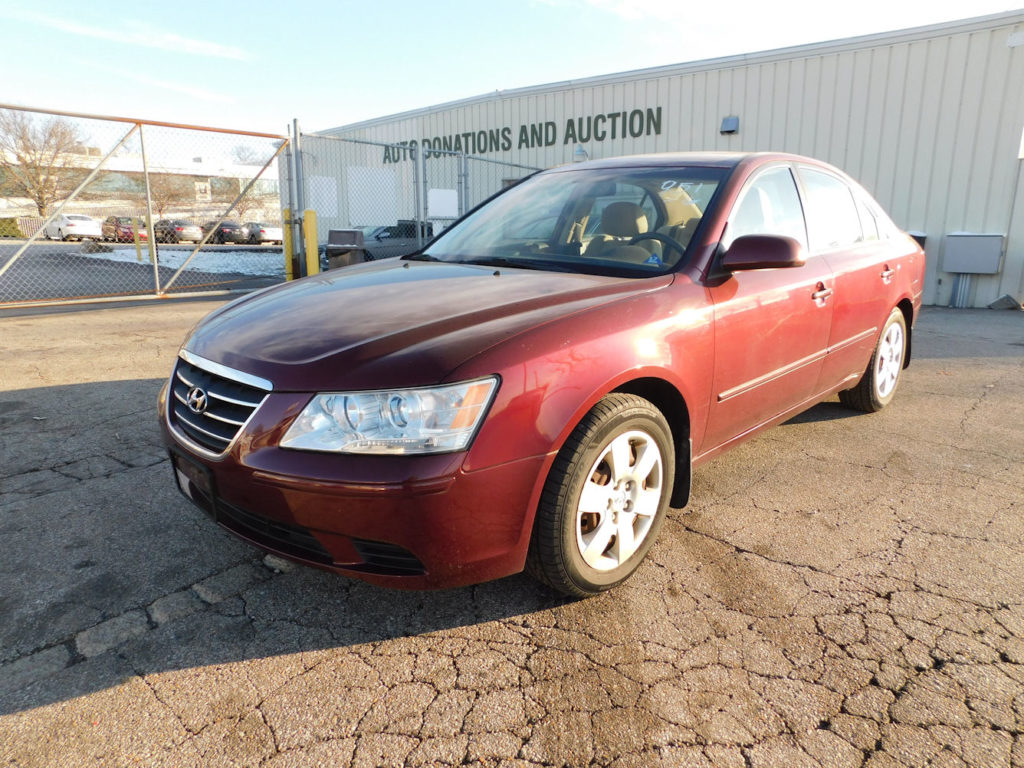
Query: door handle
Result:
<box><xmin>880</xmin><ymin>265</ymin><xmax>895</xmax><ymax>281</ymax></box>
<box><xmin>812</xmin><ymin>285</ymin><xmax>833</xmax><ymax>302</ymax></box>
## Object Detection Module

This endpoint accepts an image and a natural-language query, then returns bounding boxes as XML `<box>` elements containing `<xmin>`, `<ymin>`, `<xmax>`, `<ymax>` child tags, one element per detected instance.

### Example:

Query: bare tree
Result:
<box><xmin>233</xmin><ymin>189</ymin><xmax>268</xmax><ymax>221</ymax></box>
<box><xmin>231</xmin><ymin>144</ymin><xmax>263</xmax><ymax>165</ymax></box>
<box><xmin>148</xmin><ymin>174</ymin><xmax>194</xmax><ymax>218</ymax></box>
<box><xmin>0</xmin><ymin>109</ymin><xmax>85</xmax><ymax>216</ymax></box>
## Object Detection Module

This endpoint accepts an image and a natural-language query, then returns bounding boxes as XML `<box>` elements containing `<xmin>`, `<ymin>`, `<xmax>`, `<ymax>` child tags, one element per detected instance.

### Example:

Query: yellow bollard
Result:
<box><xmin>133</xmin><ymin>220</ymin><xmax>143</xmax><ymax>262</ymax></box>
<box><xmin>303</xmin><ymin>209</ymin><xmax>319</xmax><ymax>276</ymax></box>
<box><xmin>282</xmin><ymin>208</ymin><xmax>294</xmax><ymax>281</ymax></box>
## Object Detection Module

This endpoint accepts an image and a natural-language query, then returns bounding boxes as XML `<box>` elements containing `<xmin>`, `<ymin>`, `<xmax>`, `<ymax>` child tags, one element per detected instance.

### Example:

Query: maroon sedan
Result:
<box><xmin>102</xmin><ymin>216</ymin><xmax>148</xmax><ymax>243</ymax></box>
<box><xmin>160</xmin><ymin>152</ymin><xmax>924</xmax><ymax>596</ymax></box>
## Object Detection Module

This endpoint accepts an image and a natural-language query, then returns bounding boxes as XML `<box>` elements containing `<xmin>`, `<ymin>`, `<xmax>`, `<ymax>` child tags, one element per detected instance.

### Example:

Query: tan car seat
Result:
<box><xmin>584</xmin><ymin>201</ymin><xmax>651</xmax><ymax>258</ymax></box>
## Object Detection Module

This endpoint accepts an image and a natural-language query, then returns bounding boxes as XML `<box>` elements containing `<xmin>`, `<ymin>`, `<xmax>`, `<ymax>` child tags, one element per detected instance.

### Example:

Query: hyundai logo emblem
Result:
<box><xmin>185</xmin><ymin>386</ymin><xmax>209</xmax><ymax>414</ymax></box>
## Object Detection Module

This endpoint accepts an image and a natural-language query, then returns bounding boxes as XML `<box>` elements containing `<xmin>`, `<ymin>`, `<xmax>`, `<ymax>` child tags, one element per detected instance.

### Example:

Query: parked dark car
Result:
<box><xmin>357</xmin><ymin>220</ymin><xmax>433</xmax><ymax>261</ymax></box>
<box><xmin>102</xmin><ymin>216</ymin><xmax>148</xmax><ymax>242</ymax></box>
<box><xmin>201</xmin><ymin>220</ymin><xmax>246</xmax><ymax>244</ymax></box>
<box><xmin>323</xmin><ymin>221</ymin><xmax>434</xmax><ymax>269</ymax></box>
<box><xmin>155</xmin><ymin>219</ymin><xmax>202</xmax><ymax>243</ymax></box>
<box><xmin>161</xmin><ymin>152</ymin><xmax>924</xmax><ymax>596</ymax></box>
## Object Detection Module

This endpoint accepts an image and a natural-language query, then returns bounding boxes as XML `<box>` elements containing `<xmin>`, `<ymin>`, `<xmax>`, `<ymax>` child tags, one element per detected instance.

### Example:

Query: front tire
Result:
<box><xmin>526</xmin><ymin>393</ymin><xmax>674</xmax><ymax>597</ymax></box>
<box><xmin>839</xmin><ymin>308</ymin><xmax>907</xmax><ymax>412</ymax></box>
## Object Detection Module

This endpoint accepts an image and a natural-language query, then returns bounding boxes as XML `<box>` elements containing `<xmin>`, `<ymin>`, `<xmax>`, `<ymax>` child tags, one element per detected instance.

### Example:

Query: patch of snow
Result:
<box><xmin>80</xmin><ymin>245</ymin><xmax>285</xmax><ymax>277</ymax></box>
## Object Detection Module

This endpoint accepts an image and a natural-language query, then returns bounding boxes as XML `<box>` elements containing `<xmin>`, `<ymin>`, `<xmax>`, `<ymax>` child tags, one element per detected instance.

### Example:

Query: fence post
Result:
<box><xmin>413</xmin><ymin>144</ymin><xmax>422</xmax><ymax>250</ymax></box>
<box><xmin>282</xmin><ymin>207</ymin><xmax>295</xmax><ymax>281</ymax></box>
<box><xmin>138</xmin><ymin>123</ymin><xmax>160</xmax><ymax>293</ymax></box>
<box><xmin>461</xmin><ymin>154</ymin><xmax>470</xmax><ymax>217</ymax></box>
<box><xmin>419</xmin><ymin>146</ymin><xmax>429</xmax><ymax>249</ymax></box>
<box><xmin>289</xmin><ymin>119</ymin><xmax>306</xmax><ymax>273</ymax></box>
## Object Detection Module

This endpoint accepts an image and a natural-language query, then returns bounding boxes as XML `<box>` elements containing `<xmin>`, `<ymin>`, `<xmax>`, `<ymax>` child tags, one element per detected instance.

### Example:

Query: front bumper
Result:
<box><xmin>159</xmin><ymin>384</ymin><xmax>547</xmax><ymax>589</ymax></box>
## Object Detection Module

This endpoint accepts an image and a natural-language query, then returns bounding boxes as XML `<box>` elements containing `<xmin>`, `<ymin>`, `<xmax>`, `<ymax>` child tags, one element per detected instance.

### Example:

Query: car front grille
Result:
<box><xmin>169</xmin><ymin>355</ymin><xmax>270</xmax><ymax>455</ymax></box>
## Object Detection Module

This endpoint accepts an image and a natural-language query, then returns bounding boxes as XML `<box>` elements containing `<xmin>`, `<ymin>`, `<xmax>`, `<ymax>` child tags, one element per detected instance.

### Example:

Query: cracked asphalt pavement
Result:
<box><xmin>0</xmin><ymin>301</ymin><xmax>1022</xmax><ymax>767</ymax></box>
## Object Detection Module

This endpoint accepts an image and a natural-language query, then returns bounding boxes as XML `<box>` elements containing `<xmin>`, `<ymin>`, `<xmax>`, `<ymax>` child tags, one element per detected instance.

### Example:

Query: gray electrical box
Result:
<box><xmin>942</xmin><ymin>233</ymin><xmax>1004</xmax><ymax>274</ymax></box>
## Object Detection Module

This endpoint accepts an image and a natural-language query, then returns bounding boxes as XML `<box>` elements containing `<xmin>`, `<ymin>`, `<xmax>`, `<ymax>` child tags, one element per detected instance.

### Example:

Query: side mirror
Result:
<box><xmin>720</xmin><ymin>234</ymin><xmax>805</xmax><ymax>271</ymax></box>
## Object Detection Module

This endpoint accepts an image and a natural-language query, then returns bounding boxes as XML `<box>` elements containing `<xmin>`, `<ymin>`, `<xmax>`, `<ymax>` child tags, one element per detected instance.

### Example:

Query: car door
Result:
<box><xmin>701</xmin><ymin>164</ymin><xmax>834</xmax><ymax>454</ymax></box>
<box><xmin>797</xmin><ymin>166</ymin><xmax>895</xmax><ymax>389</ymax></box>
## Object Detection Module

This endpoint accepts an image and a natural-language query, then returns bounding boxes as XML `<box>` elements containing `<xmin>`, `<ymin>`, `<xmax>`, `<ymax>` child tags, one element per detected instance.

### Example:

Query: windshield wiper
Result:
<box><xmin>459</xmin><ymin>256</ymin><xmax>574</xmax><ymax>273</ymax></box>
<box><xmin>402</xmin><ymin>252</ymin><xmax>441</xmax><ymax>262</ymax></box>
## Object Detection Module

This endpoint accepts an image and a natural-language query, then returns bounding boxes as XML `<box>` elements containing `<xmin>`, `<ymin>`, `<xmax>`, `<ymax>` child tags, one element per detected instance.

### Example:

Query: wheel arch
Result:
<box><xmin>612</xmin><ymin>376</ymin><xmax>692</xmax><ymax>509</ymax></box>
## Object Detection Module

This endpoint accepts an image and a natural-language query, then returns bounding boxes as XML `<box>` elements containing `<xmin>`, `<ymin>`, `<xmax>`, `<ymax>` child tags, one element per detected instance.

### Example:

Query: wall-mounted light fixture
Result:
<box><xmin>573</xmin><ymin>145</ymin><xmax>589</xmax><ymax>162</ymax></box>
<box><xmin>720</xmin><ymin>116</ymin><xmax>739</xmax><ymax>135</ymax></box>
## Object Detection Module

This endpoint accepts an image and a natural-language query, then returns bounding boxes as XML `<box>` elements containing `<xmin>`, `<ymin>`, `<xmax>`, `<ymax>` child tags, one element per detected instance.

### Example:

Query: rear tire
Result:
<box><xmin>839</xmin><ymin>308</ymin><xmax>907</xmax><ymax>413</ymax></box>
<box><xmin>526</xmin><ymin>393</ymin><xmax>674</xmax><ymax>597</ymax></box>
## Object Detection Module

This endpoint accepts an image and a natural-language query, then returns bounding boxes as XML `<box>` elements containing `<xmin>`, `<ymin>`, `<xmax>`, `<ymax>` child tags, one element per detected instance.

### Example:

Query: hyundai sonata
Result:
<box><xmin>160</xmin><ymin>153</ymin><xmax>924</xmax><ymax>596</ymax></box>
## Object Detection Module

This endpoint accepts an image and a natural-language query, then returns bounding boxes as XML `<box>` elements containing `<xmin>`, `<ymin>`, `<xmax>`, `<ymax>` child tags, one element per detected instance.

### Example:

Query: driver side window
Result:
<box><xmin>724</xmin><ymin>166</ymin><xmax>807</xmax><ymax>250</ymax></box>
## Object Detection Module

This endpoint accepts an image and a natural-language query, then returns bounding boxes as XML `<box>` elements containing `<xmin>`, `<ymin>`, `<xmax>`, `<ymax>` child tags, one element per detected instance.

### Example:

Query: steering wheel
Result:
<box><xmin>628</xmin><ymin>232</ymin><xmax>686</xmax><ymax>259</ymax></box>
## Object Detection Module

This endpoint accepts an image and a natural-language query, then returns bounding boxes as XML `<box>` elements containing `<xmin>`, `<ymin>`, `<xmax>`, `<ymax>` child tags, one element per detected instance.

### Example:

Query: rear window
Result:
<box><xmin>799</xmin><ymin>167</ymin><xmax>863</xmax><ymax>251</ymax></box>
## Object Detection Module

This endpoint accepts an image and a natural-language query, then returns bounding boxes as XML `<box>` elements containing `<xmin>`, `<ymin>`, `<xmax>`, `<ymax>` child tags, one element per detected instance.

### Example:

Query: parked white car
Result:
<box><xmin>243</xmin><ymin>221</ymin><xmax>283</xmax><ymax>244</ymax></box>
<box><xmin>44</xmin><ymin>214</ymin><xmax>102</xmax><ymax>241</ymax></box>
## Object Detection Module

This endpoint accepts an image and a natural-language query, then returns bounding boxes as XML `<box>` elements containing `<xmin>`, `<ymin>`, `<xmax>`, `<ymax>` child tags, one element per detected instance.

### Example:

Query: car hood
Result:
<box><xmin>184</xmin><ymin>260</ymin><xmax>671</xmax><ymax>391</ymax></box>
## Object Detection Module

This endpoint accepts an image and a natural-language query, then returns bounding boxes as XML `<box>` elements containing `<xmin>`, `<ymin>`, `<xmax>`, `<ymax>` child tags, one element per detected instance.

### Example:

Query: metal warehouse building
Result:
<box><xmin>315</xmin><ymin>11</ymin><xmax>1024</xmax><ymax>308</ymax></box>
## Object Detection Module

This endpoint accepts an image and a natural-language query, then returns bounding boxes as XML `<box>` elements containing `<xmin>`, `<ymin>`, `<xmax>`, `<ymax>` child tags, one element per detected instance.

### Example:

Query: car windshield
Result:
<box><xmin>422</xmin><ymin>165</ymin><xmax>725</xmax><ymax>277</ymax></box>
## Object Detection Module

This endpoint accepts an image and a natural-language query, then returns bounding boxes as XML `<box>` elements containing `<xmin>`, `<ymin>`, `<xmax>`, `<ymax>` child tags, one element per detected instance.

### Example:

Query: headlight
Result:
<box><xmin>280</xmin><ymin>377</ymin><xmax>498</xmax><ymax>455</ymax></box>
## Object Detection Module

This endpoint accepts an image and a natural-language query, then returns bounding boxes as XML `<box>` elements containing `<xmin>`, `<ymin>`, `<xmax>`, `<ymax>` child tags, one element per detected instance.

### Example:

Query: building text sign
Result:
<box><xmin>383</xmin><ymin>107</ymin><xmax>663</xmax><ymax>163</ymax></box>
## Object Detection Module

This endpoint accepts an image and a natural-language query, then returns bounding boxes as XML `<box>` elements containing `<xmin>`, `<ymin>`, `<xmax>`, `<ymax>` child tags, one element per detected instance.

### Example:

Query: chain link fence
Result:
<box><xmin>0</xmin><ymin>104</ymin><xmax>288</xmax><ymax>306</ymax></box>
<box><xmin>290</xmin><ymin>133</ymin><xmax>540</xmax><ymax>264</ymax></box>
<box><xmin>0</xmin><ymin>105</ymin><xmax>544</xmax><ymax>307</ymax></box>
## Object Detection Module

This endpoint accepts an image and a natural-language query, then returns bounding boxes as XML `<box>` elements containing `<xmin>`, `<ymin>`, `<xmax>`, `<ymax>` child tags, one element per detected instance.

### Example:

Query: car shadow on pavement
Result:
<box><xmin>782</xmin><ymin>400</ymin><xmax>860</xmax><ymax>425</ymax></box>
<box><xmin>0</xmin><ymin>379</ymin><xmax>575</xmax><ymax>716</ymax></box>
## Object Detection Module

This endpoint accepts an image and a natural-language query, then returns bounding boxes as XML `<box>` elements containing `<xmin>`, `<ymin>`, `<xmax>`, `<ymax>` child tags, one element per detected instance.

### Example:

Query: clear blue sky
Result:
<box><xmin>1</xmin><ymin>1</ymin><xmax>1019</xmax><ymax>136</ymax></box>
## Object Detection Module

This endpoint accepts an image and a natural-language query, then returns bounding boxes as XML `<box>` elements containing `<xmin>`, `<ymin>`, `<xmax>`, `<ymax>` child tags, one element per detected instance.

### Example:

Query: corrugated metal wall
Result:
<box><xmin>325</xmin><ymin>12</ymin><xmax>1024</xmax><ymax>307</ymax></box>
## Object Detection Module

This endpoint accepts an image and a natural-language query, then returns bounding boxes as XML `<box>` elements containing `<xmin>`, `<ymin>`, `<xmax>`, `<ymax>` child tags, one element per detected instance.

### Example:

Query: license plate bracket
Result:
<box><xmin>170</xmin><ymin>451</ymin><xmax>217</xmax><ymax>519</ymax></box>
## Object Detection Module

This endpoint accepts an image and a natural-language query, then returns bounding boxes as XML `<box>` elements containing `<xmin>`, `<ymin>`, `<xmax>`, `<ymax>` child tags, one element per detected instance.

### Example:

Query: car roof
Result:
<box><xmin>549</xmin><ymin>151</ymin><xmax>817</xmax><ymax>172</ymax></box>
